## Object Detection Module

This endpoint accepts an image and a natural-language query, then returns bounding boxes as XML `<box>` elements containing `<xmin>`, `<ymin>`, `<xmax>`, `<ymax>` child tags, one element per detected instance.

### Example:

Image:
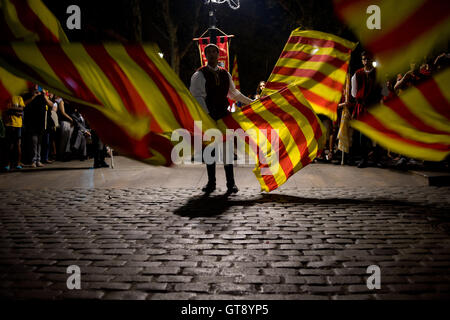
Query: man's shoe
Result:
<box><xmin>42</xmin><ymin>160</ymin><xmax>53</xmax><ymax>164</ymax></box>
<box><xmin>357</xmin><ymin>159</ymin><xmax>367</xmax><ymax>168</ymax></box>
<box><xmin>226</xmin><ymin>185</ymin><xmax>239</xmax><ymax>194</ymax></box>
<box><xmin>31</xmin><ymin>163</ymin><xmax>37</xmax><ymax>168</ymax></box>
<box><xmin>36</xmin><ymin>162</ymin><xmax>45</xmax><ymax>167</ymax></box>
<box><xmin>94</xmin><ymin>161</ymin><xmax>110</xmax><ymax>168</ymax></box>
<box><xmin>202</xmin><ymin>183</ymin><xmax>216</xmax><ymax>193</ymax></box>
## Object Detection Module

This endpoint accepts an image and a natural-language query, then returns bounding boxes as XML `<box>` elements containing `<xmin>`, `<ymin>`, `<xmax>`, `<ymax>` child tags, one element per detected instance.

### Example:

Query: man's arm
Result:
<box><xmin>227</xmin><ymin>72</ymin><xmax>253</xmax><ymax>105</ymax></box>
<box><xmin>189</xmin><ymin>71</ymin><xmax>209</xmax><ymax>114</ymax></box>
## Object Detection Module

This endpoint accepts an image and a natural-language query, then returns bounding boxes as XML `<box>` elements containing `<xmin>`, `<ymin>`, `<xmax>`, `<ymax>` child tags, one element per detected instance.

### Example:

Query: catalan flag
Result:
<box><xmin>351</xmin><ymin>68</ymin><xmax>450</xmax><ymax>162</ymax></box>
<box><xmin>0</xmin><ymin>42</ymin><xmax>218</xmax><ymax>165</ymax></box>
<box><xmin>0</xmin><ymin>0</ymin><xmax>68</xmax><ymax>42</ymax></box>
<box><xmin>262</xmin><ymin>28</ymin><xmax>356</xmax><ymax>121</ymax></box>
<box><xmin>0</xmin><ymin>1</ymin><xmax>218</xmax><ymax>166</ymax></box>
<box><xmin>0</xmin><ymin>0</ymin><xmax>66</xmax><ymax>108</ymax></box>
<box><xmin>333</xmin><ymin>0</ymin><xmax>450</xmax><ymax>77</ymax></box>
<box><xmin>218</xmin><ymin>84</ymin><xmax>326</xmax><ymax>192</ymax></box>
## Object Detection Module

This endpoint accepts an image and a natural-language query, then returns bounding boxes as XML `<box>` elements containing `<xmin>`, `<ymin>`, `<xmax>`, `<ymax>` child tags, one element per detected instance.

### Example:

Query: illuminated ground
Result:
<box><xmin>0</xmin><ymin>157</ymin><xmax>449</xmax><ymax>299</ymax></box>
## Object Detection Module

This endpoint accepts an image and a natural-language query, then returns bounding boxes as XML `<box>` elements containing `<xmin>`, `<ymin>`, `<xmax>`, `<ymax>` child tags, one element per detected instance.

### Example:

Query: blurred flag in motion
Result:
<box><xmin>333</xmin><ymin>0</ymin><xmax>450</xmax><ymax>77</ymax></box>
<box><xmin>0</xmin><ymin>0</ymin><xmax>67</xmax><ymax>108</ymax></box>
<box><xmin>219</xmin><ymin>84</ymin><xmax>326</xmax><ymax>192</ymax></box>
<box><xmin>0</xmin><ymin>42</ymin><xmax>218</xmax><ymax>165</ymax></box>
<box><xmin>262</xmin><ymin>28</ymin><xmax>356</xmax><ymax>121</ymax></box>
<box><xmin>0</xmin><ymin>0</ymin><xmax>69</xmax><ymax>42</ymax></box>
<box><xmin>351</xmin><ymin>68</ymin><xmax>450</xmax><ymax>161</ymax></box>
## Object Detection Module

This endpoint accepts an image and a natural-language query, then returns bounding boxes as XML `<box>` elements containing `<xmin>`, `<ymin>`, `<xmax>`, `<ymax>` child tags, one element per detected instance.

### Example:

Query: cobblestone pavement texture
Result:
<box><xmin>1</xmin><ymin>185</ymin><xmax>450</xmax><ymax>300</ymax></box>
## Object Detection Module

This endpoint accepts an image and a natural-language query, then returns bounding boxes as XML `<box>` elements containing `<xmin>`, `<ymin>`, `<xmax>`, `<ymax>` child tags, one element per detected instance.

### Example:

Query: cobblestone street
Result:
<box><xmin>1</xmin><ymin>159</ymin><xmax>450</xmax><ymax>300</ymax></box>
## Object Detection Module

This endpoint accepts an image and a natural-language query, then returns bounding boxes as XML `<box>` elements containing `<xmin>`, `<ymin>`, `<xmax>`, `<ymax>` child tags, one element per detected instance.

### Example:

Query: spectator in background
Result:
<box><xmin>22</xmin><ymin>85</ymin><xmax>48</xmax><ymax>168</ymax></box>
<box><xmin>91</xmin><ymin>130</ymin><xmax>109</xmax><ymax>168</ymax></box>
<box><xmin>350</xmin><ymin>51</ymin><xmax>382</xmax><ymax>168</ymax></box>
<box><xmin>394</xmin><ymin>60</ymin><xmax>423</xmax><ymax>93</ymax></box>
<box><xmin>2</xmin><ymin>95</ymin><xmax>26</xmax><ymax>171</ymax></box>
<box><xmin>254</xmin><ymin>81</ymin><xmax>266</xmax><ymax>99</ymax></box>
<box><xmin>40</xmin><ymin>90</ymin><xmax>57</xmax><ymax>164</ymax></box>
<box><xmin>55</xmin><ymin>96</ymin><xmax>73</xmax><ymax>161</ymax></box>
<box><xmin>69</xmin><ymin>106</ymin><xmax>90</xmax><ymax>161</ymax></box>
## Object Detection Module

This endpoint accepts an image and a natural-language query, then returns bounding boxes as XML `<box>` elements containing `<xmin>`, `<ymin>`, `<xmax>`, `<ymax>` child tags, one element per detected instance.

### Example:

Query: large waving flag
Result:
<box><xmin>351</xmin><ymin>68</ymin><xmax>450</xmax><ymax>161</ymax></box>
<box><xmin>0</xmin><ymin>42</ymin><xmax>218</xmax><ymax>165</ymax></box>
<box><xmin>219</xmin><ymin>85</ymin><xmax>326</xmax><ymax>192</ymax></box>
<box><xmin>262</xmin><ymin>28</ymin><xmax>356</xmax><ymax>121</ymax></box>
<box><xmin>333</xmin><ymin>0</ymin><xmax>450</xmax><ymax>77</ymax></box>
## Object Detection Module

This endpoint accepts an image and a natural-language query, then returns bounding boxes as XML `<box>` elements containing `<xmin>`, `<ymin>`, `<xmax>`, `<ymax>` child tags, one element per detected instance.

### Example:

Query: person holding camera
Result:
<box><xmin>22</xmin><ymin>85</ymin><xmax>50</xmax><ymax>168</ymax></box>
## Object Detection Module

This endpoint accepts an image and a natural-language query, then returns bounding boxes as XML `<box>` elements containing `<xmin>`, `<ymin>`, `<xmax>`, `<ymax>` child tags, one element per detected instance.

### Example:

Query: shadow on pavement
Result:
<box><xmin>174</xmin><ymin>193</ymin><xmax>260</xmax><ymax>218</ymax></box>
<box><xmin>174</xmin><ymin>193</ymin><xmax>450</xmax><ymax>231</ymax></box>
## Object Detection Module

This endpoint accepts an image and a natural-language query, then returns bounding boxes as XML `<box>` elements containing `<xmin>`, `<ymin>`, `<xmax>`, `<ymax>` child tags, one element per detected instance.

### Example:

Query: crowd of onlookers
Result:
<box><xmin>0</xmin><ymin>85</ymin><xmax>110</xmax><ymax>172</ymax></box>
<box><xmin>308</xmin><ymin>51</ymin><xmax>449</xmax><ymax>171</ymax></box>
<box><xmin>253</xmin><ymin>51</ymin><xmax>450</xmax><ymax>171</ymax></box>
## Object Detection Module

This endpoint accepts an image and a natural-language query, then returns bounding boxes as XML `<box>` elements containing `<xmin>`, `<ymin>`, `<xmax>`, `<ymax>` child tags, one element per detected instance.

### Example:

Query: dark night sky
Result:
<box><xmin>43</xmin><ymin>0</ymin><xmax>361</xmax><ymax>96</ymax></box>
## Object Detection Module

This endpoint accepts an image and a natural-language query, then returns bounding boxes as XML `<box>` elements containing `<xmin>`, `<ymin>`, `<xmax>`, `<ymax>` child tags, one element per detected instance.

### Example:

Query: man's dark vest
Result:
<box><xmin>199</xmin><ymin>66</ymin><xmax>229</xmax><ymax>120</ymax></box>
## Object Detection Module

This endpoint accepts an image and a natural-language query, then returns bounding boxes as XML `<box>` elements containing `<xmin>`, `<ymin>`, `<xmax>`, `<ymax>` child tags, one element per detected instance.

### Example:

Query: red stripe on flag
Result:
<box><xmin>265</xmin><ymin>81</ymin><xmax>289</xmax><ymax>91</ymax></box>
<box><xmin>37</xmin><ymin>44</ymin><xmax>102</xmax><ymax>105</ymax></box>
<box><xmin>273</xmin><ymin>66</ymin><xmax>344</xmax><ymax>92</ymax></box>
<box><xmin>83</xmin><ymin>45</ymin><xmax>153</xmax><ymax>118</ymax></box>
<box><xmin>280</xmin><ymin>88</ymin><xmax>324</xmax><ymax>142</ymax></box>
<box><xmin>11</xmin><ymin>0</ymin><xmax>59</xmax><ymax>42</ymax></box>
<box><xmin>260</xmin><ymin>96</ymin><xmax>311</xmax><ymax>168</ymax></box>
<box><xmin>222</xmin><ymin>114</ymin><xmax>279</xmax><ymax>190</ymax></box>
<box><xmin>280</xmin><ymin>51</ymin><xmax>348</xmax><ymax>70</ymax></box>
<box><xmin>241</xmin><ymin>101</ymin><xmax>296</xmax><ymax>180</ymax></box>
<box><xmin>299</xmin><ymin>88</ymin><xmax>339</xmax><ymax>114</ymax></box>
<box><xmin>361</xmin><ymin>113</ymin><xmax>450</xmax><ymax>151</ymax></box>
<box><xmin>367</xmin><ymin>0</ymin><xmax>450</xmax><ymax>56</ymax></box>
<box><xmin>288</xmin><ymin>36</ymin><xmax>352</xmax><ymax>54</ymax></box>
<box><xmin>124</xmin><ymin>46</ymin><xmax>197</xmax><ymax>133</ymax></box>
<box><xmin>415</xmin><ymin>77</ymin><xmax>450</xmax><ymax>122</ymax></box>
<box><xmin>384</xmin><ymin>95</ymin><xmax>450</xmax><ymax>135</ymax></box>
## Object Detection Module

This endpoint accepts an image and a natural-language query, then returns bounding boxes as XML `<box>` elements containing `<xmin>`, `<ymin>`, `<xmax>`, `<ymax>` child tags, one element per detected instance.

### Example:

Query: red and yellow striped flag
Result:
<box><xmin>218</xmin><ymin>84</ymin><xmax>326</xmax><ymax>192</ymax></box>
<box><xmin>0</xmin><ymin>0</ymin><xmax>68</xmax><ymax>42</ymax></box>
<box><xmin>333</xmin><ymin>0</ymin><xmax>450</xmax><ymax>77</ymax></box>
<box><xmin>262</xmin><ymin>28</ymin><xmax>356</xmax><ymax>121</ymax></box>
<box><xmin>231</xmin><ymin>55</ymin><xmax>240</xmax><ymax>91</ymax></box>
<box><xmin>0</xmin><ymin>0</ymin><xmax>66</xmax><ymax>109</ymax></box>
<box><xmin>0</xmin><ymin>42</ymin><xmax>218</xmax><ymax>165</ymax></box>
<box><xmin>351</xmin><ymin>68</ymin><xmax>450</xmax><ymax>161</ymax></box>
